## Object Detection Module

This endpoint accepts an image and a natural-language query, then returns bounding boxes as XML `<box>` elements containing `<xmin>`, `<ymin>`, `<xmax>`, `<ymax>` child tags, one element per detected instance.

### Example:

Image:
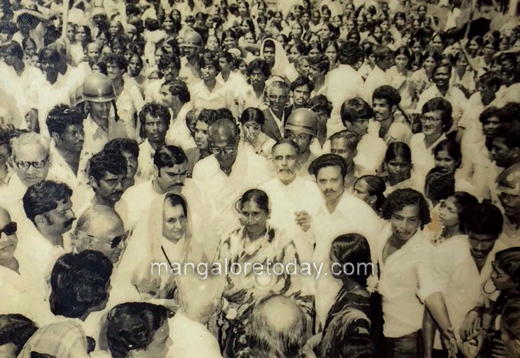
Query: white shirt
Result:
<box><xmin>189</xmin><ymin>80</ymin><xmax>232</xmax><ymax>111</ymax></box>
<box><xmin>167</xmin><ymin>312</ymin><xmax>223</xmax><ymax>358</ymax></box>
<box><xmin>326</xmin><ymin>64</ymin><xmax>367</xmax><ymax>135</ymax></box>
<box><xmin>312</xmin><ymin>191</ymin><xmax>384</xmax><ymax>328</ymax></box>
<box><xmin>427</xmin><ymin>235</ymin><xmax>506</xmax><ymax>348</ymax></box>
<box><xmin>192</xmin><ymin>150</ymin><xmax>275</xmax><ymax>257</ymax></box>
<box><xmin>165</xmin><ymin>103</ymin><xmax>196</xmax><ymax>152</ymax></box>
<box><xmin>415</xmin><ymin>85</ymin><xmax>467</xmax><ymax>124</ymax></box>
<box><xmin>377</xmin><ymin>225</ymin><xmax>436</xmax><ymax>338</ymax></box>
<box><xmin>354</xmin><ymin>133</ymin><xmax>387</xmax><ymax>175</ymax></box>
<box><xmin>410</xmin><ymin>133</ymin><xmax>447</xmax><ymax>187</ymax></box>
<box><xmin>259</xmin><ymin>176</ymin><xmax>322</xmax><ymax>263</ymax></box>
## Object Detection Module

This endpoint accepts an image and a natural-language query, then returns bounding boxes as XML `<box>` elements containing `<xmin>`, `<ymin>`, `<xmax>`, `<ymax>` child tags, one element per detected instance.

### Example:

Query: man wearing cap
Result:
<box><xmin>179</xmin><ymin>30</ymin><xmax>203</xmax><ymax>86</ymax></box>
<box><xmin>497</xmin><ymin>164</ymin><xmax>520</xmax><ymax>248</ymax></box>
<box><xmin>284</xmin><ymin>108</ymin><xmax>321</xmax><ymax>176</ymax></box>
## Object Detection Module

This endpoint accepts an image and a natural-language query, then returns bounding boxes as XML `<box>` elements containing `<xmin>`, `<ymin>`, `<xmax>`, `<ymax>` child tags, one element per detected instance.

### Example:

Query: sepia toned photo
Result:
<box><xmin>0</xmin><ymin>0</ymin><xmax>520</xmax><ymax>357</ymax></box>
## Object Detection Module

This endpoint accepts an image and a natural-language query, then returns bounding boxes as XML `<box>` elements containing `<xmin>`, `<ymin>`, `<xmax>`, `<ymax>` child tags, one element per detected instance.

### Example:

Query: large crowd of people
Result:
<box><xmin>1</xmin><ymin>0</ymin><xmax>520</xmax><ymax>357</ymax></box>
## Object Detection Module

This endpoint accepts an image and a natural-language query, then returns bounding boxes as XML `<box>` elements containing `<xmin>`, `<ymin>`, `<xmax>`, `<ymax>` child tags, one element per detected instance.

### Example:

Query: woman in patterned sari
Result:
<box><xmin>214</xmin><ymin>189</ymin><xmax>314</xmax><ymax>356</ymax></box>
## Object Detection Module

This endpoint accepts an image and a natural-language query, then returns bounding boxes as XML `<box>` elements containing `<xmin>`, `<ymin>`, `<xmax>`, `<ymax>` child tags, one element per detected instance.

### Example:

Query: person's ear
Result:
<box><xmin>34</xmin><ymin>214</ymin><xmax>47</xmax><ymax>228</ymax></box>
<box><xmin>51</xmin><ymin>132</ymin><xmax>61</xmax><ymax>144</ymax></box>
<box><xmin>89</xmin><ymin>176</ymin><xmax>98</xmax><ymax>189</ymax></box>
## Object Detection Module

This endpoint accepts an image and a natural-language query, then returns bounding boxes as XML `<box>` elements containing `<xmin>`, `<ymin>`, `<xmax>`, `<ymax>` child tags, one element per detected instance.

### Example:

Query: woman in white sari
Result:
<box><xmin>260</xmin><ymin>38</ymin><xmax>299</xmax><ymax>83</ymax></box>
<box><xmin>115</xmin><ymin>193</ymin><xmax>205</xmax><ymax>301</ymax></box>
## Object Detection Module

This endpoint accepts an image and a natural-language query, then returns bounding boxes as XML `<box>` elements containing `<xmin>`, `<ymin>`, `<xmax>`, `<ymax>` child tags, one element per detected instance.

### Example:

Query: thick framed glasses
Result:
<box><xmin>210</xmin><ymin>145</ymin><xmax>236</xmax><ymax>156</ymax></box>
<box><xmin>16</xmin><ymin>157</ymin><xmax>49</xmax><ymax>169</ymax></box>
<box><xmin>0</xmin><ymin>222</ymin><xmax>17</xmax><ymax>236</ymax></box>
<box><xmin>420</xmin><ymin>115</ymin><xmax>442</xmax><ymax>124</ymax></box>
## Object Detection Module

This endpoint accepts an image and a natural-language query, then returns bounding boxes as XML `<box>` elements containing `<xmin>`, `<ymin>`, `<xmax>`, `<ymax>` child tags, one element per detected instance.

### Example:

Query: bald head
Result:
<box><xmin>73</xmin><ymin>205</ymin><xmax>125</xmax><ymax>263</ymax></box>
<box><xmin>247</xmin><ymin>295</ymin><xmax>307</xmax><ymax>356</ymax></box>
<box><xmin>183</xmin><ymin>30</ymin><xmax>203</xmax><ymax>47</ymax></box>
<box><xmin>176</xmin><ymin>274</ymin><xmax>225</xmax><ymax>324</ymax></box>
<box><xmin>208</xmin><ymin>118</ymin><xmax>239</xmax><ymax>144</ymax></box>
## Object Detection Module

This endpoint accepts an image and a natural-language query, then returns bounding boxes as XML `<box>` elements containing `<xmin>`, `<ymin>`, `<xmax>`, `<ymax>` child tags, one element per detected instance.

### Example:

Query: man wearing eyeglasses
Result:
<box><xmin>0</xmin><ymin>133</ymin><xmax>53</xmax><ymax>215</ymax></box>
<box><xmin>192</xmin><ymin>115</ymin><xmax>275</xmax><ymax>257</ymax></box>
<box><xmin>72</xmin><ymin>205</ymin><xmax>127</xmax><ymax>265</ymax></box>
<box><xmin>20</xmin><ymin>180</ymin><xmax>76</xmax><ymax>278</ymax></box>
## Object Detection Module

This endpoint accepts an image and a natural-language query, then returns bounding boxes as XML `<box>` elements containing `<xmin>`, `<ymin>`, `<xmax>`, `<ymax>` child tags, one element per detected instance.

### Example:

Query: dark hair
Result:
<box><xmin>355</xmin><ymin>175</ymin><xmax>386</xmax><ymax>212</ymax></box>
<box><xmin>157</xmin><ymin>53</ymin><xmax>181</xmax><ymax>72</ymax></box>
<box><xmin>384</xmin><ymin>142</ymin><xmax>411</xmax><ymax>163</ymax></box>
<box><xmin>290</xmin><ymin>75</ymin><xmax>314</xmax><ymax>93</ymax></box>
<box><xmin>197</xmin><ymin>108</ymin><xmax>219</xmax><ymax>126</ymax></box>
<box><xmin>434</xmin><ymin>139</ymin><xmax>461</xmax><ymax>169</ymax></box>
<box><xmin>38</xmin><ymin>47</ymin><xmax>60</xmax><ymax>65</ymax></box>
<box><xmin>306</xmin><ymin>95</ymin><xmax>332</xmax><ymax>117</ymax></box>
<box><xmin>46</xmin><ymin>104</ymin><xmax>85</xmax><ymax>136</ymax></box>
<box><xmin>218</xmin><ymin>50</ymin><xmax>235</xmax><ymax>64</ymax></box>
<box><xmin>308</xmin><ymin>55</ymin><xmax>330</xmax><ymax>75</ymax></box>
<box><xmin>23</xmin><ymin>180</ymin><xmax>73</xmax><ymax>223</ymax></box>
<box><xmin>381</xmin><ymin>188</ymin><xmax>431</xmax><ymax>228</ymax></box>
<box><xmin>425</xmin><ymin>167</ymin><xmax>455</xmax><ymax>203</ymax></box>
<box><xmin>341</xmin><ymin>97</ymin><xmax>373</xmax><ymax>126</ymax></box>
<box><xmin>309</xmin><ymin>154</ymin><xmax>348</xmax><ymax>178</ymax></box>
<box><xmin>493</xmin><ymin>122</ymin><xmax>520</xmax><ymax>149</ymax></box>
<box><xmin>237</xmin><ymin>189</ymin><xmax>269</xmax><ymax>213</ymax></box>
<box><xmin>478</xmin><ymin>70</ymin><xmax>502</xmax><ymax>89</ymax></box>
<box><xmin>50</xmin><ymin>250</ymin><xmax>113</xmax><ymax>318</ymax></box>
<box><xmin>107</xmin><ymin>302</ymin><xmax>172</xmax><ymax>358</ymax></box>
<box><xmin>338</xmin><ymin>41</ymin><xmax>363</xmax><ymax>65</ymax></box>
<box><xmin>372</xmin><ymin>85</ymin><xmax>401</xmax><ymax>107</ymax></box>
<box><xmin>104</xmin><ymin>138</ymin><xmax>139</xmax><ymax>159</ymax></box>
<box><xmin>331</xmin><ymin>233</ymin><xmax>372</xmax><ymax>285</ymax></box>
<box><xmin>495</xmin><ymin>247</ymin><xmax>520</xmax><ymax>286</ymax></box>
<box><xmin>88</xmin><ymin>149</ymin><xmax>127</xmax><ymax>182</ymax></box>
<box><xmin>421</xmin><ymin>97</ymin><xmax>453</xmax><ymax>132</ymax></box>
<box><xmin>139</xmin><ymin>102</ymin><xmax>171</xmax><ymax>134</ymax></box>
<box><xmin>198</xmin><ymin>50</ymin><xmax>221</xmax><ymax>72</ymax></box>
<box><xmin>208</xmin><ymin>117</ymin><xmax>240</xmax><ymax>143</ymax></box>
<box><xmin>247</xmin><ymin>58</ymin><xmax>271</xmax><ymax>77</ymax></box>
<box><xmin>239</xmin><ymin>108</ymin><xmax>265</xmax><ymax>126</ymax></box>
<box><xmin>448</xmin><ymin>192</ymin><xmax>479</xmax><ymax>234</ymax></box>
<box><xmin>479</xmin><ymin>106</ymin><xmax>504</xmax><ymax>125</ymax></box>
<box><xmin>465</xmin><ymin>202</ymin><xmax>503</xmax><ymax>236</ymax></box>
<box><xmin>153</xmin><ymin>145</ymin><xmax>187</xmax><ymax>170</ymax></box>
<box><xmin>0</xmin><ymin>314</ymin><xmax>38</xmax><ymax>356</ymax></box>
<box><xmin>3</xmin><ymin>41</ymin><xmax>24</xmax><ymax>60</ymax></box>
<box><xmin>161</xmin><ymin>79</ymin><xmax>190</xmax><ymax>103</ymax></box>
<box><xmin>164</xmin><ymin>192</ymin><xmax>188</xmax><ymax>218</ymax></box>
<box><xmin>105</xmin><ymin>53</ymin><xmax>127</xmax><ymax>71</ymax></box>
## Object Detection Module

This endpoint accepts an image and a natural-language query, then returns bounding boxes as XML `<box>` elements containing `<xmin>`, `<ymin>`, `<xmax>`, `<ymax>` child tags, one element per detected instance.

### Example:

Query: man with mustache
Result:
<box><xmin>308</xmin><ymin>154</ymin><xmax>384</xmax><ymax>329</ymax></box>
<box><xmin>259</xmin><ymin>139</ymin><xmax>321</xmax><ymax>263</ymax></box>
<box><xmin>121</xmin><ymin>145</ymin><xmax>200</xmax><ymax>231</ymax></box>
<box><xmin>20</xmin><ymin>180</ymin><xmax>76</xmax><ymax>278</ymax></box>
<box><xmin>370</xmin><ymin>85</ymin><xmax>411</xmax><ymax>142</ymax></box>
<box><xmin>136</xmin><ymin>103</ymin><xmax>172</xmax><ymax>182</ymax></box>
<box><xmin>87</xmin><ymin>149</ymin><xmax>127</xmax><ymax>211</ymax></box>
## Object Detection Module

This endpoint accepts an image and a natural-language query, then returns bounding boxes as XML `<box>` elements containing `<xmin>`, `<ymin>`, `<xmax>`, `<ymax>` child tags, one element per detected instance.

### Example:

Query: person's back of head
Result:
<box><xmin>425</xmin><ymin>167</ymin><xmax>455</xmax><ymax>204</ymax></box>
<box><xmin>340</xmin><ymin>97</ymin><xmax>373</xmax><ymax>127</ymax></box>
<box><xmin>0</xmin><ymin>314</ymin><xmax>38</xmax><ymax>358</ymax></box>
<box><xmin>246</xmin><ymin>295</ymin><xmax>307</xmax><ymax>358</ymax></box>
<box><xmin>106</xmin><ymin>302</ymin><xmax>172</xmax><ymax>358</ymax></box>
<box><xmin>50</xmin><ymin>250</ymin><xmax>113</xmax><ymax>318</ymax></box>
<box><xmin>465</xmin><ymin>202</ymin><xmax>503</xmax><ymax>237</ymax></box>
<box><xmin>338</xmin><ymin>41</ymin><xmax>363</xmax><ymax>67</ymax></box>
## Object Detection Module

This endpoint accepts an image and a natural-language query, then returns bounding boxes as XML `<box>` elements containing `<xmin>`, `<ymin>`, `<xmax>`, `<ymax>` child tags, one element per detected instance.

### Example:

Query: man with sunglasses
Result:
<box><xmin>20</xmin><ymin>180</ymin><xmax>76</xmax><ymax>278</ymax></box>
<box><xmin>192</xmin><ymin>114</ymin><xmax>274</xmax><ymax>257</ymax></box>
<box><xmin>72</xmin><ymin>205</ymin><xmax>127</xmax><ymax>265</ymax></box>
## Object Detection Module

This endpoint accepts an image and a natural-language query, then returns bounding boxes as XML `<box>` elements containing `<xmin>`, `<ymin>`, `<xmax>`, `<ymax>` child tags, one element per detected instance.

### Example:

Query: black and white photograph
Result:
<box><xmin>0</xmin><ymin>0</ymin><xmax>520</xmax><ymax>356</ymax></box>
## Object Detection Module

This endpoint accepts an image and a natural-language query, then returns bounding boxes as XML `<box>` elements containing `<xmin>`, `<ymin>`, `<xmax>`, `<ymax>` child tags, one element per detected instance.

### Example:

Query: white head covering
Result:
<box><xmin>260</xmin><ymin>38</ymin><xmax>298</xmax><ymax>82</ymax></box>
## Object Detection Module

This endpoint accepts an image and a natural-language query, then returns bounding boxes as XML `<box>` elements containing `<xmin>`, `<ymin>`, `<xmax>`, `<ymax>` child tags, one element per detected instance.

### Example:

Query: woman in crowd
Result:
<box><xmin>352</xmin><ymin>175</ymin><xmax>387</xmax><ymax>214</ymax></box>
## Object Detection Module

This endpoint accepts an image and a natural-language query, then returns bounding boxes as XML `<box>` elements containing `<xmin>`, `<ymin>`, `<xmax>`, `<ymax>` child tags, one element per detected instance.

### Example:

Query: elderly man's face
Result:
<box><xmin>79</xmin><ymin>214</ymin><xmax>126</xmax><ymax>263</ymax></box>
<box><xmin>12</xmin><ymin>143</ymin><xmax>50</xmax><ymax>187</ymax></box>
<box><xmin>209</xmin><ymin>132</ymin><xmax>239</xmax><ymax>170</ymax></box>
